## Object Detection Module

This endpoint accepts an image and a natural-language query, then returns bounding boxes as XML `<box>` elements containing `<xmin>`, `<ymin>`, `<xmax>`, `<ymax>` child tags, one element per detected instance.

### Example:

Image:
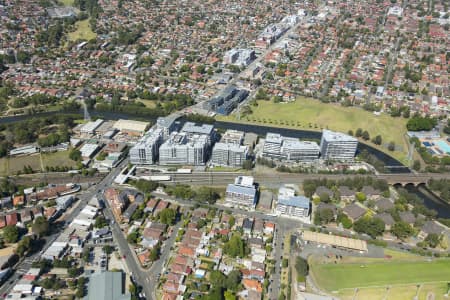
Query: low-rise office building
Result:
<box><xmin>320</xmin><ymin>129</ymin><xmax>358</xmax><ymax>161</ymax></box>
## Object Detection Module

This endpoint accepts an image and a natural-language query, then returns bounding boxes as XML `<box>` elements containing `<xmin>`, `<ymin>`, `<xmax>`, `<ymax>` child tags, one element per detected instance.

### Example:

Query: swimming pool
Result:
<box><xmin>435</xmin><ymin>140</ymin><xmax>450</xmax><ymax>154</ymax></box>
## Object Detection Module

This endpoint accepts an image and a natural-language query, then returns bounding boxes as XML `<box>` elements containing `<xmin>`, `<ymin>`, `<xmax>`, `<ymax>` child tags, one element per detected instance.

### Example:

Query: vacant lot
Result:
<box><xmin>310</xmin><ymin>253</ymin><xmax>450</xmax><ymax>299</ymax></box>
<box><xmin>219</xmin><ymin>97</ymin><xmax>409</xmax><ymax>163</ymax></box>
<box><xmin>2</xmin><ymin>154</ymin><xmax>42</xmax><ymax>175</ymax></box>
<box><xmin>0</xmin><ymin>151</ymin><xmax>76</xmax><ymax>175</ymax></box>
<box><xmin>41</xmin><ymin>150</ymin><xmax>77</xmax><ymax>169</ymax></box>
<box><xmin>68</xmin><ymin>18</ymin><xmax>97</xmax><ymax>41</ymax></box>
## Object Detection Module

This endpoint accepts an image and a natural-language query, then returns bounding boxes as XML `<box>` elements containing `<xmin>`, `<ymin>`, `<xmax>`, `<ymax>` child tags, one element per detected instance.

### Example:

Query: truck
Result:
<box><xmin>177</xmin><ymin>168</ymin><xmax>192</xmax><ymax>174</ymax></box>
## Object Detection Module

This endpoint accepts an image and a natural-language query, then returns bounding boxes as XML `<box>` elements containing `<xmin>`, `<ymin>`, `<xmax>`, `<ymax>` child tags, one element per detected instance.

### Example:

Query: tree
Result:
<box><xmin>225</xmin><ymin>270</ymin><xmax>241</xmax><ymax>290</ymax></box>
<box><xmin>362</xmin><ymin>130</ymin><xmax>370</xmax><ymax>141</ymax></box>
<box><xmin>314</xmin><ymin>208</ymin><xmax>334</xmax><ymax>225</ymax></box>
<box><xmin>319</xmin><ymin>192</ymin><xmax>330</xmax><ymax>203</ymax></box>
<box><xmin>127</xmin><ymin>231</ymin><xmax>139</xmax><ymax>244</ymax></box>
<box><xmin>424</xmin><ymin>233</ymin><xmax>441</xmax><ymax>248</ymax></box>
<box><xmin>413</xmin><ymin>160</ymin><xmax>421</xmax><ymax>171</ymax></box>
<box><xmin>355</xmin><ymin>192</ymin><xmax>366</xmax><ymax>202</ymax></box>
<box><xmin>158</xmin><ymin>208</ymin><xmax>176</xmax><ymax>225</ymax></box>
<box><xmin>355</xmin><ymin>128</ymin><xmax>363</xmax><ymax>137</ymax></box>
<box><xmin>388</xmin><ymin>141</ymin><xmax>396</xmax><ymax>151</ymax></box>
<box><xmin>224</xmin><ymin>291</ymin><xmax>236</xmax><ymax>300</ymax></box>
<box><xmin>353</xmin><ymin>217</ymin><xmax>385</xmax><ymax>238</ymax></box>
<box><xmin>295</xmin><ymin>256</ymin><xmax>308</xmax><ymax>277</ymax></box>
<box><xmin>282</xmin><ymin>258</ymin><xmax>288</xmax><ymax>268</ymax></box>
<box><xmin>372</xmin><ymin>135</ymin><xmax>382</xmax><ymax>145</ymax></box>
<box><xmin>195</xmin><ymin>187</ymin><xmax>220</xmax><ymax>204</ymax></box>
<box><xmin>16</xmin><ymin>236</ymin><xmax>32</xmax><ymax>257</ymax></box>
<box><xmin>223</xmin><ymin>233</ymin><xmax>247</xmax><ymax>258</ymax></box>
<box><xmin>391</xmin><ymin>221</ymin><xmax>414</xmax><ymax>239</ymax></box>
<box><xmin>69</xmin><ymin>149</ymin><xmax>82</xmax><ymax>161</ymax></box>
<box><xmin>94</xmin><ymin>216</ymin><xmax>108</xmax><ymax>228</ymax></box>
<box><xmin>406</xmin><ymin>116</ymin><xmax>437</xmax><ymax>131</ymax></box>
<box><xmin>3</xmin><ymin>225</ymin><xmax>19</xmax><ymax>243</ymax></box>
<box><xmin>32</xmin><ymin>216</ymin><xmax>49</xmax><ymax>237</ymax></box>
<box><xmin>228</xmin><ymin>216</ymin><xmax>235</xmax><ymax>228</ymax></box>
<box><xmin>337</xmin><ymin>213</ymin><xmax>353</xmax><ymax>229</ymax></box>
<box><xmin>210</xmin><ymin>270</ymin><xmax>226</xmax><ymax>287</ymax></box>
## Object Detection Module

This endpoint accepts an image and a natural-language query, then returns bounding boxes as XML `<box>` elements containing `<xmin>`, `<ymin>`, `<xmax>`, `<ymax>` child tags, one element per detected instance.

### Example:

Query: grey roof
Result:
<box><xmin>181</xmin><ymin>122</ymin><xmax>214</xmax><ymax>135</ymax></box>
<box><xmin>265</xmin><ymin>133</ymin><xmax>283</xmax><ymax>144</ymax></box>
<box><xmin>85</xmin><ymin>271</ymin><xmax>130</xmax><ymax>300</ymax></box>
<box><xmin>278</xmin><ymin>195</ymin><xmax>310</xmax><ymax>209</ymax></box>
<box><xmin>317</xmin><ymin>203</ymin><xmax>337</xmax><ymax>214</ymax></box>
<box><xmin>399</xmin><ymin>211</ymin><xmax>416</xmax><ymax>224</ymax></box>
<box><xmin>375</xmin><ymin>198</ymin><xmax>394</xmax><ymax>211</ymax></box>
<box><xmin>322</xmin><ymin>129</ymin><xmax>357</xmax><ymax>142</ymax></box>
<box><xmin>421</xmin><ymin>221</ymin><xmax>446</xmax><ymax>235</ymax></box>
<box><xmin>315</xmin><ymin>186</ymin><xmax>333</xmax><ymax>197</ymax></box>
<box><xmin>343</xmin><ymin>204</ymin><xmax>366</xmax><ymax>220</ymax></box>
<box><xmin>226</xmin><ymin>184</ymin><xmax>257</xmax><ymax>197</ymax></box>
<box><xmin>361</xmin><ymin>186</ymin><xmax>381</xmax><ymax>196</ymax></box>
<box><xmin>374</xmin><ymin>213</ymin><xmax>395</xmax><ymax>226</ymax></box>
<box><xmin>339</xmin><ymin>186</ymin><xmax>354</xmax><ymax>197</ymax></box>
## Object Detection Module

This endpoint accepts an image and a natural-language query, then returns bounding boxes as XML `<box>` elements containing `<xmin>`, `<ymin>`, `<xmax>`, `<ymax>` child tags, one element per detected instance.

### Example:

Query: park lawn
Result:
<box><xmin>218</xmin><ymin>97</ymin><xmax>409</xmax><ymax>164</ymax></box>
<box><xmin>41</xmin><ymin>150</ymin><xmax>77</xmax><ymax>169</ymax></box>
<box><xmin>68</xmin><ymin>18</ymin><xmax>97</xmax><ymax>41</ymax></box>
<box><xmin>310</xmin><ymin>257</ymin><xmax>450</xmax><ymax>292</ymax></box>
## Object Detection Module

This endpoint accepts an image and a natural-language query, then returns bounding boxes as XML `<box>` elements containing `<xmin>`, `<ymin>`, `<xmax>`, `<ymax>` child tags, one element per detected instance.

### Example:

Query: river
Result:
<box><xmin>403</xmin><ymin>185</ymin><xmax>450</xmax><ymax>219</ymax></box>
<box><xmin>0</xmin><ymin>109</ymin><xmax>409</xmax><ymax>172</ymax></box>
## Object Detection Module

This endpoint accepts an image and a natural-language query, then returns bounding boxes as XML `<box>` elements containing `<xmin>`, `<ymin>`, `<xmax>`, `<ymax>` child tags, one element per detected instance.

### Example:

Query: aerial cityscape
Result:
<box><xmin>0</xmin><ymin>0</ymin><xmax>449</xmax><ymax>299</ymax></box>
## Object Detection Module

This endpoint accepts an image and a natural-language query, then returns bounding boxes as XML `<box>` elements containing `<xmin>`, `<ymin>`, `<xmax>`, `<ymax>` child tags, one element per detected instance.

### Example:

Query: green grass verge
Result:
<box><xmin>218</xmin><ymin>97</ymin><xmax>409</xmax><ymax>164</ymax></box>
<box><xmin>310</xmin><ymin>256</ymin><xmax>450</xmax><ymax>292</ymax></box>
<box><xmin>68</xmin><ymin>18</ymin><xmax>97</xmax><ymax>41</ymax></box>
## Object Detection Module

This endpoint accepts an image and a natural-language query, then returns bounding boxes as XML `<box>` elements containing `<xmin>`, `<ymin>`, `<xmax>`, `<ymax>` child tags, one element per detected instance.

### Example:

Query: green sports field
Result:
<box><xmin>218</xmin><ymin>97</ymin><xmax>409</xmax><ymax>163</ymax></box>
<box><xmin>311</xmin><ymin>259</ymin><xmax>450</xmax><ymax>291</ymax></box>
<box><xmin>310</xmin><ymin>253</ymin><xmax>450</xmax><ymax>300</ymax></box>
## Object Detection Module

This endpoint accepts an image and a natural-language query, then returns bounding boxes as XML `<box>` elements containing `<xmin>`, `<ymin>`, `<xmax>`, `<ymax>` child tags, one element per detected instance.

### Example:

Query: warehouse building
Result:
<box><xmin>86</xmin><ymin>271</ymin><xmax>130</xmax><ymax>300</ymax></box>
<box><xmin>113</xmin><ymin>119</ymin><xmax>149</xmax><ymax>136</ymax></box>
<box><xmin>320</xmin><ymin>129</ymin><xmax>358</xmax><ymax>161</ymax></box>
